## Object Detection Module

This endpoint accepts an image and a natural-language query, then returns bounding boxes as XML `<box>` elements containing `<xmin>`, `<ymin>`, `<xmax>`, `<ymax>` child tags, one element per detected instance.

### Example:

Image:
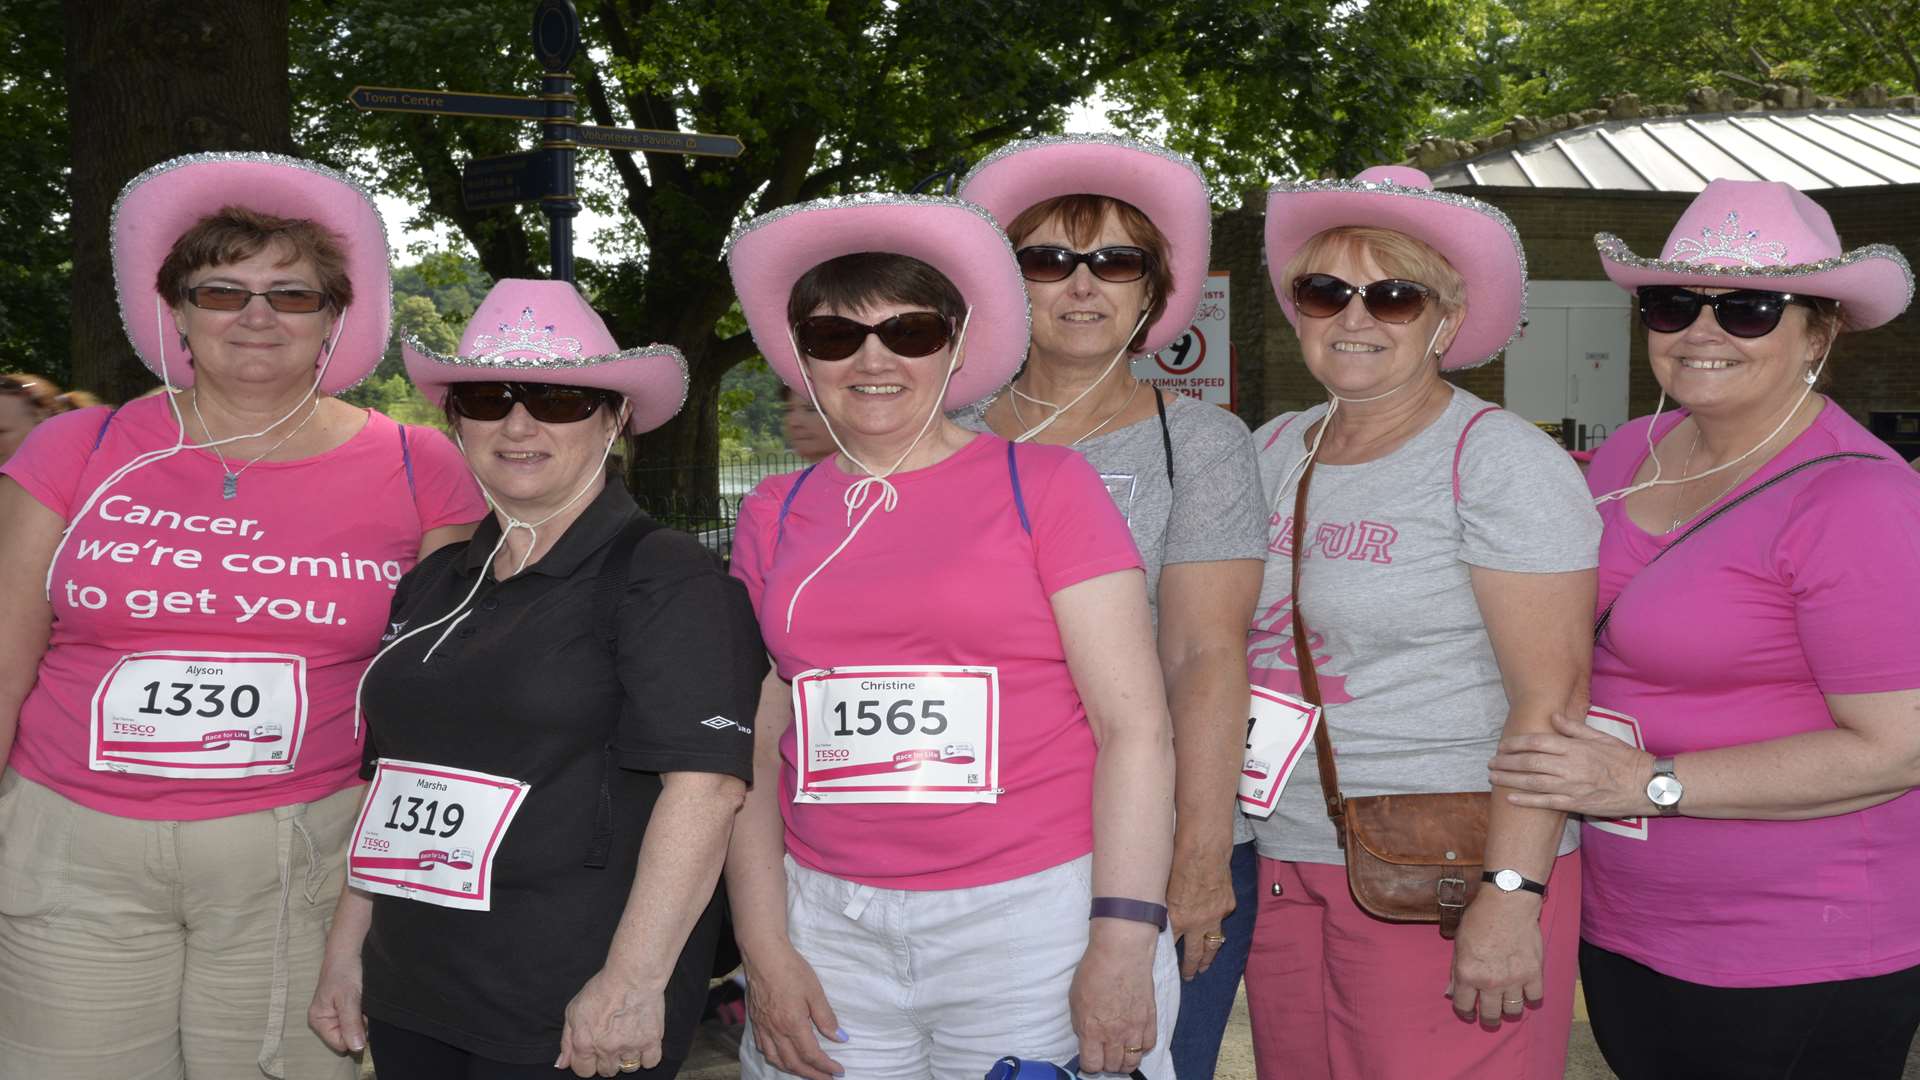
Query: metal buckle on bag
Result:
<box><xmin>1436</xmin><ymin>876</ymin><xmax>1470</xmax><ymax>909</ymax></box>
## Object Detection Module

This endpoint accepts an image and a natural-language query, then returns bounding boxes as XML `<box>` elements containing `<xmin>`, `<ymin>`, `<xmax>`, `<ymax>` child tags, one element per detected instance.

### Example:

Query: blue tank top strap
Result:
<box><xmin>398</xmin><ymin>422</ymin><xmax>416</xmax><ymax>499</ymax></box>
<box><xmin>1006</xmin><ymin>441</ymin><xmax>1032</xmax><ymax>536</ymax></box>
<box><xmin>775</xmin><ymin>462</ymin><xmax>821</xmax><ymax>547</ymax></box>
<box><xmin>91</xmin><ymin>407</ymin><xmax>119</xmax><ymax>451</ymax></box>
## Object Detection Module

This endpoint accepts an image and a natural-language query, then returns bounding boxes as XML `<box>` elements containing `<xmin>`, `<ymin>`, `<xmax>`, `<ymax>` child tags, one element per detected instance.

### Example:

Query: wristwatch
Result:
<box><xmin>1646</xmin><ymin>756</ymin><xmax>1683</xmax><ymax>816</ymax></box>
<box><xmin>1481</xmin><ymin>869</ymin><xmax>1547</xmax><ymax>897</ymax></box>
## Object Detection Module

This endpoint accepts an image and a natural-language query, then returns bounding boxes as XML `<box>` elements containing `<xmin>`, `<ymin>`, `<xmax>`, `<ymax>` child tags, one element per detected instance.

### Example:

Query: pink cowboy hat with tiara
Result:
<box><xmin>724</xmin><ymin>194</ymin><xmax>1029</xmax><ymax>409</ymax></box>
<box><xmin>1265</xmin><ymin>164</ymin><xmax>1527</xmax><ymax>370</ymax></box>
<box><xmin>112</xmin><ymin>152</ymin><xmax>393</xmax><ymax>393</ymax></box>
<box><xmin>1597</xmin><ymin>179</ymin><xmax>1914</xmax><ymax>331</ymax></box>
<box><xmin>403</xmin><ymin>279</ymin><xmax>688</xmax><ymax>434</ymax></box>
<box><xmin>959</xmin><ymin>133</ymin><xmax>1212</xmax><ymax>355</ymax></box>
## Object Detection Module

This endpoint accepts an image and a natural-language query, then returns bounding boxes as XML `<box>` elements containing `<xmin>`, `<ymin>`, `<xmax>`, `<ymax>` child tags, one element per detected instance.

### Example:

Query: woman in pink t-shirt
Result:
<box><xmin>721</xmin><ymin>196</ymin><xmax>1180</xmax><ymax>1080</ymax></box>
<box><xmin>0</xmin><ymin>154</ymin><xmax>483</xmax><ymax>1078</ymax></box>
<box><xmin>1491</xmin><ymin>180</ymin><xmax>1920</xmax><ymax>1078</ymax></box>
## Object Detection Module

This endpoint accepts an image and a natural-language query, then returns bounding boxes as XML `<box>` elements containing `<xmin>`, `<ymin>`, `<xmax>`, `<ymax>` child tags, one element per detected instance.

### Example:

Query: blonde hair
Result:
<box><xmin>1281</xmin><ymin>227</ymin><xmax>1466</xmax><ymax>315</ymax></box>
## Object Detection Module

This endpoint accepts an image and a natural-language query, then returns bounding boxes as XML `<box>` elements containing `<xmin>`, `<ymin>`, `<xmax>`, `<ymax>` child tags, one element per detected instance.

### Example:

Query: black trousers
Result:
<box><xmin>1580</xmin><ymin>940</ymin><xmax>1920</xmax><ymax>1079</ymax></box>
<box><xmin>367</xmin><ymin>1018</ymin><xmax>683</xmax><ymax>1080</ymax></box>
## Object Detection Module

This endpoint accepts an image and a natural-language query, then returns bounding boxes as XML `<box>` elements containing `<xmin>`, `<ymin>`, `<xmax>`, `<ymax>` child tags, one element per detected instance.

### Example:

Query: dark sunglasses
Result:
<box><xmin>447</xmin><ymin>381</ymin><xmax>618</xmax><ymax>424</ymax></box>
<box><xmin>1014</xmin><ymin>245</ymin><xmax>1151</xmax><ymax>284</ymax></box>
<box><xmin>1292</xmin><ymin>273</ymin><xmax>1433</xmax><ymax>324</ymax></box>
<box><xmin>0</xmin><ymin>377</ymin><xmax>32</xmax><ymax>395</ymax></box>
<box><xmin>792</xmin><ymin>312</ymin><xmax>953</xmax><ymax>361</ymax></box>
<box><xmin>1637</xmin><ymin>286</ymin><xmax>1814</xmax><ymax>339</ymax></box>
<box><xmin>185</xmin><ymin>285</ymin><xmax>331</xmax><ymax>314</ymax></box>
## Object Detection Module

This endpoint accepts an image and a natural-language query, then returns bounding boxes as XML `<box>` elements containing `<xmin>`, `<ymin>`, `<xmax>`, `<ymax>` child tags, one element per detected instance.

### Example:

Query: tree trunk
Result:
<box><xmin>65</xmin><ymin>0</ymin><xmax>292</xmax><ymax>404</ymax></box>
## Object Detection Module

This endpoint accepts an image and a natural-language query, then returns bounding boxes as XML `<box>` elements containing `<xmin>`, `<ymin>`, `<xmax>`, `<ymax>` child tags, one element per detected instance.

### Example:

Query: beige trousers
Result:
<box><xmin>0</xmin><ymin>769</ymin><xmax>362</xmax><ymax>1080</ymax></box>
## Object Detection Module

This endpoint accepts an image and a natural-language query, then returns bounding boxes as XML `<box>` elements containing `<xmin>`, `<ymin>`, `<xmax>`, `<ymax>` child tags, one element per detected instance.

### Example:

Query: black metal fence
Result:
<box><xmin>627</xmin><ymin>450</ymin><xmax>809</xmax><ymax>560</ymax></box>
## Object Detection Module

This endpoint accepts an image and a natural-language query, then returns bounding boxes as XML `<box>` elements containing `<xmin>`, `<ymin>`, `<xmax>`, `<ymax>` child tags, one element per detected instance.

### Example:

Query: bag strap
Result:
<box><xmin>1153</xmin><ymin>388</ymin><xmax>1174</xmax><ymax>484</ymax></box>
<box><xmin>398</xmin><ymin>423</ymin><xmax>417</xmax><ymax>501</ymax></box>
<box><xmin>774</xmin><ymin>461</ymin><xmax>821</xmax><ymax>549</ymax></box>
<box><xmin>1593</xmin><ymin>451</ymin><xmax>1884</xmax><ymax>639</ymax></box>
<box><xmin>1289</xmin><ymin>455</ymin><xmax>1347</xmax><ymax>835</ymax></box>
<box><xmin>583</xmin><ymin>514</ymin><xmax>664</xmax><ymax>870</ymax></box>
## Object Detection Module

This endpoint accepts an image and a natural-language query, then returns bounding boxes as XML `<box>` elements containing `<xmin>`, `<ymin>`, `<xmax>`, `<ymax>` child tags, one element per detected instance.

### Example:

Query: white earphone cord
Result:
<box><xmin>779</xmin><ymin>309</ymin><xmax>972</xmax><ymax>632</ymax></box>
<box><xmin>1592</xmin><ymin>338</ymin><xmax>1833</xmax><ymax>506</ymax></box>
<box><xmin>1275</xmin><ymin>317</ymin><xmax>1450</xmax><ymax>499</ymax></box>
<box><xmin>353</xmin><ymin>403</ymin><xmax>629</xmax><ymax>738</ymax></box>
<box><xmin>43</xmin><ymin>299</ymin><xmax>348</xmax><ymax>599</ymax></box>
<box><xmin>1010</xmin><ymin>309</ymin><xmax>1151</xmax><ymax>444</ymax></box>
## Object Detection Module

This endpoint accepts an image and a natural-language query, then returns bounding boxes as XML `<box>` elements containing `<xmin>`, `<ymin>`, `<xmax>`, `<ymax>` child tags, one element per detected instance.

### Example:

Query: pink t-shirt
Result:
<box><xmin>731</xmin><ymin>434</ymin><xmax>1143</xmax><ymax>890</ymax></box>
<box><xmin>3</xmin><ymin>398</ymin><xmax>484</xmax><ymax>820</ymax></box>
<box><xmin>1583</xmin><ymin>400</ymin><xmax>1920</xmax><ymax>987</ymax></box>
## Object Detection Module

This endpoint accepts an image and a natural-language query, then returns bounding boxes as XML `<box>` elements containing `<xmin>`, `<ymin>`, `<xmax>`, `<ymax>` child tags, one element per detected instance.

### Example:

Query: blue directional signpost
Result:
<box><xmin>348</xmin><ymin>0</ymin><xmax>743</xmax><ymax>283</ymax></box>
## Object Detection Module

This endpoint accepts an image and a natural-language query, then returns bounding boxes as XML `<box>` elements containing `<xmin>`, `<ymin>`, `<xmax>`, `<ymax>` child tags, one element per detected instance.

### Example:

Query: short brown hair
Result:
<box><xmin>1282</xmin><ymin>227</ymin><xmax>1467</xmax><ymax>316</ymax></box>
<box><xmin>156</xmin><ymin>206</ymin><xmax>354</xmax><ymax>310</ymax></box>
<box><xmin>786</xmin><ymin>252</ymin><xmax>966</xmax><ymax>326</ymax></box>
<box><xmin>1006</xmin><ymin>194</ymin><xmax>1174</xmax><ymax>352</ymax></box>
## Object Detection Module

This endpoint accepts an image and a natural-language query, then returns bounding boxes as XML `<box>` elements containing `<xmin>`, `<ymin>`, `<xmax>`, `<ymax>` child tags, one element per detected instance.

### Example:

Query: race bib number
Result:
<box><xmin>348</xmin><ymin>759</ymin><xmax>529</xmax><ymax>912</ymax></box>
<box><xmin>791</xmin><ymin>666</ymin><xmax>1000</xmax><ymax>805</ymax></box>
<box><xmin>90</xmin><ymin>651</ymin><xmax>307</xmax><ymax>778</ymax></box>
<box><xmin>1583</xmin><ymin>706</ymin><xmax>1648</xmax><ymax>840</ymax></box>
<box><xmin>1238</xmin><ymin>685</ymin><xmax>1320</xmax><ymax>818</ymax></box>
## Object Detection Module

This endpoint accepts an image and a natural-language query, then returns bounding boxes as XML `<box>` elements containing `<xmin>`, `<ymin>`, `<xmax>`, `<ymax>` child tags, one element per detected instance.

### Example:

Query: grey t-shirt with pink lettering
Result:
<box><xmin>1244</xmin><ymin>386</ymin><xmax>1600</xmax><ymax>865</ymax></box>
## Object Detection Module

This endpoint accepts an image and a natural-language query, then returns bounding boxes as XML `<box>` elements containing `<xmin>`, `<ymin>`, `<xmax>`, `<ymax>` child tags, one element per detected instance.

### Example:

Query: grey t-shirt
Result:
<box><xmin>959</xmin><ymin>391</ymin><xmax>1269</xmax><ymax>846</ymax></box>
<box><xmin>1245</xmin><ymin>386</ymin><xmax>1601</xmax><ymax>865</ymax></box>
<box><xmin>955</xmin><ymin>392</ymin><xmax>1266</xmax><ymax>620</ymax></box>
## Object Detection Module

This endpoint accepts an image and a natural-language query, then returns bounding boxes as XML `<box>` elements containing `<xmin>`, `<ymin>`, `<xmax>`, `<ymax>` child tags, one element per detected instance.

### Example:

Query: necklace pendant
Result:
<box><xmin>222</xmin><ymin>473</ymin><xmax>239</xmax><ymax>500</ymax></box>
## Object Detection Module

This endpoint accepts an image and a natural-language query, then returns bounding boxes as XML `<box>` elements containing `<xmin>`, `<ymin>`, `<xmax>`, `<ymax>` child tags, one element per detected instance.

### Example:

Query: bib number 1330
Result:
<box><xmin>90</xmin><ymin>651</ymin><xmax>308</xmax><ymax>778</ymax></box>
<box><xmin>792</xmin><ymin>665</ymin><xmax>999</xmax><ymax>805</ymax></box>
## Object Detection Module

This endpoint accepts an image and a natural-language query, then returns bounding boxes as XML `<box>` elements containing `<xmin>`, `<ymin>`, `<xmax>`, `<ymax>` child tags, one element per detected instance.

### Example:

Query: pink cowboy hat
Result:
<box><xmin>724</xmin><ymin>194</ymin><xmax>1029</xmax><ymax>409</ymax></box>
<box><xmin>112</xmin><ymin>152</ymin><xmax>393</xmax><ymax>393</ymax></box>
<box><xmin>403</xmin><ymin>279</ymin><xmax>688</xmax><ymax>434</ymax></box>
<box><xmin>959</xmin><ymin>133</ymin><xmax>1212</xmax><ymax>354</ymax></box>
<box><xmin>1597</xmin><ymin>179</ymin><xmax>1913</xmax><ymax>331</ymax></box>
<box><xmin>1265</xmin><ymin>165</ymin><xmax>1527</xmax><ymax>370</ymax></box>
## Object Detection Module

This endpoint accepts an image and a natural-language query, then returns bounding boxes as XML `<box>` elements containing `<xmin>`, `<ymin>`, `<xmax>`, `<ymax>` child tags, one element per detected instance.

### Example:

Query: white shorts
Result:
<box><xmin>741</xmin><ymin>854</ymin><xmax>1180</xmax><ymax>1079</ymax></box>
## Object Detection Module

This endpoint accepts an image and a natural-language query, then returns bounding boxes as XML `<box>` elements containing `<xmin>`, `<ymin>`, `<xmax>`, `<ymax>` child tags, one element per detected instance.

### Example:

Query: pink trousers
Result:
<box><xmin>1245</xmin><ymin>852</ymin><xmax>1580</xmax><ymax>1080</ymax></box>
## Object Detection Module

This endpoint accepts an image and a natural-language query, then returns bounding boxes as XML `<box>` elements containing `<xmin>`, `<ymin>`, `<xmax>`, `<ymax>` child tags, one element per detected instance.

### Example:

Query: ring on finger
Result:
<box><xmin>620</xmin><ymin>1060</ymin><xmax>642</xmax><ymax>1073</ymax></box>
<box><xmin>1124</xmin><ymin>1045</ymin><xmax>1145</xmax><ymax>1055</ymax></box>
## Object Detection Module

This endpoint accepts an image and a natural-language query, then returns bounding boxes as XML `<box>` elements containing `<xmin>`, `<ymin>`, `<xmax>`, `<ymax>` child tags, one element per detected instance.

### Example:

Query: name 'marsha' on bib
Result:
<box><xmin>348</xmin><ymin>760</ymin><xmax>529</xmax><ymax>912</ymax></box>
<box><xmin>792</xmin><ymin>666</ymin><xmax>1000</xmax><ymax>804</ymax></box>
<box><xmin>89</xmin><ymin>651</ymin><xmax>307</xmax><ymax>778</ymax></box>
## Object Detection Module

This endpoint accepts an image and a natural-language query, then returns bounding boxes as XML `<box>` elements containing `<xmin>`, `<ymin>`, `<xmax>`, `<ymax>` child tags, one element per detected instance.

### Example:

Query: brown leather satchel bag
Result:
<box><xmin>1290</xmin><ymin>456</ymin><xmax>1488</xmax><ymax>938</ymax></box>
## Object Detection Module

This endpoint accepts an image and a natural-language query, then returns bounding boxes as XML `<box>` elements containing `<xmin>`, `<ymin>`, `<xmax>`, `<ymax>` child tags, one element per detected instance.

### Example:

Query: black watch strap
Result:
<box><xmin>1481</xmin><ymin>869</ymin><xmax>1548</xmax><ymax>897</ymax></box>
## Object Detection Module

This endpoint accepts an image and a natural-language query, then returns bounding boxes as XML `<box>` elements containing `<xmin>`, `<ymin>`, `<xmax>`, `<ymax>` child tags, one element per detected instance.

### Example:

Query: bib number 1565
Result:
<box><xmin>832</xmin><ymin>698</ymin><xmax>947</xmax><ymax>737</ymax></box>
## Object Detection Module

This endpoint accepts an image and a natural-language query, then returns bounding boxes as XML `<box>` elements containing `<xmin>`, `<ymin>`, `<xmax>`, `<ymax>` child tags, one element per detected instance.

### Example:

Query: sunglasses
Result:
<box><xmin>446</xmin><ymin>381</ymin><xmax>618</xmax><ymax>424</ymax></box>
<box><xmin>0</xmin><ymin>377</ymin><xmax>32</xmax><ymax>395</ymax></box>
<box><xmin>792</xmin><ymin>312</ymin><xmax>953</xmax><ymax>361</ymax></box>
<box><xmin>186</xmin><ymin>285</ymin><xmax>331</xmax><ymax>314</ymax></box>
<box><xmin>1015</xmin><ymin>245</ymin><xmax>1151</xmax><ymax>284</ymax></box>
<box><xmin>1292</xmin><ymin>274</ymin><xmax>1434</xmax><ymax>324</ymax></box>
<box><xmin>1637</xmin><ymin>286</ymin><xmax>1814</xmax><ymax>339</ymax></box>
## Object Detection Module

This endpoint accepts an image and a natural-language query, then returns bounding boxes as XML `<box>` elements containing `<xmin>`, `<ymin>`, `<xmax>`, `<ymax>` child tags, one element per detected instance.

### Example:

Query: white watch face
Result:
<box><xmin>1647</xmin><ymin>773</ymin><xmax>1683</xmax><ymax>807</ymax></box>
<box><xmin>1492</xmin><ymin>868</ymin><xmax>1524</xmax><ymax>892</ymax></box>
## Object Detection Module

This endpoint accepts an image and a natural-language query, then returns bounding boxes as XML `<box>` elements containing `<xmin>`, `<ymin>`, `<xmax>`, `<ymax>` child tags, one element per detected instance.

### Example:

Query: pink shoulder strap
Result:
<box><xmin>1451</xmin><ymin>406</ymin><xmax>1502</xmax><ymax>504</ymax></box>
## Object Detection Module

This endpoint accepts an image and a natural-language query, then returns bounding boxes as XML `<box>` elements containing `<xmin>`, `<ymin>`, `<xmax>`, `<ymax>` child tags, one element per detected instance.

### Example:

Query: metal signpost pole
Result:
<box><xmin>533</xmin><ymin>0</ymin><xmax>581</xmax><ymax>283</ymax></box>
<box><xmin>347</xmin><ymin>0</ymin><xmax>742</xmax><ymax>281</ymax></box>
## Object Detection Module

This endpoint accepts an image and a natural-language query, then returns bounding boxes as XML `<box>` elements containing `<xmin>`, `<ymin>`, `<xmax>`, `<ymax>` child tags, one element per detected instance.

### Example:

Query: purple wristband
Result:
<box><xmin>1089</xmin><ymin>896</ymin><xmax>1168</xmax><ymax>930</ymax></box>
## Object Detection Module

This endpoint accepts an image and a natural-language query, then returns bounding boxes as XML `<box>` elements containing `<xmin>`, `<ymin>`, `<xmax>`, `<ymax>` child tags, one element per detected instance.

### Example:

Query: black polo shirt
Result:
<box><xmin>357</xmin><ymin>483</ymin><xmax>762</xmax><ymax>1064</ymax></box>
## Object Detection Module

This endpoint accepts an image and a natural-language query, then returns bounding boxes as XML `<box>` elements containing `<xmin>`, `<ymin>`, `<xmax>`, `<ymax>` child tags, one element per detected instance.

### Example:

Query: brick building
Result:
<box><xmin>1216</xmin><ymin>98</ymin><xmax>1920</xmax><ymax>453</ymax></box>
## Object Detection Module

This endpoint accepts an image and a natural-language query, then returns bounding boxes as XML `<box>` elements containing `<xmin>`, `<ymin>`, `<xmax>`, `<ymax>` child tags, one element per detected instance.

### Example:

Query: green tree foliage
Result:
<box><xmin>0</xmin><ymin>0</ymin><xmax>70</xmax><ymax>385</ymax></box>
<box><xmin>1439</xmin><ymin>0</ymin><xmax>1920</xmax><ymax>138</ymax></box>
<box><xmin>288</xmin><ymin>0</ymin><xmax>1491</xmax><ymax>497</ymax></box>
<box><xmin>340</xmin><ymin>254</ymin><xmax>491</xmax><ymax>429</ymax></box>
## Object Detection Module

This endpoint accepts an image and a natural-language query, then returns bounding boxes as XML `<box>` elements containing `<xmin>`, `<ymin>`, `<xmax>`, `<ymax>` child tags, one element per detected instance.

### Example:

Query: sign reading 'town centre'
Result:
<box><xmin>1132</xmin><ymin>271</ymin><xmax>1232</xmax><ymax>408</ymax></box>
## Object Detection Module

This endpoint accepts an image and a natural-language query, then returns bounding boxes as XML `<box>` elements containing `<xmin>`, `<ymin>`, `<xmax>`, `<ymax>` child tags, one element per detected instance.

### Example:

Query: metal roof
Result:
<box><xmin>1431</xmin><ymin>109</ymin><xmax>1920</xmax><ymax>191</ymax></box>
